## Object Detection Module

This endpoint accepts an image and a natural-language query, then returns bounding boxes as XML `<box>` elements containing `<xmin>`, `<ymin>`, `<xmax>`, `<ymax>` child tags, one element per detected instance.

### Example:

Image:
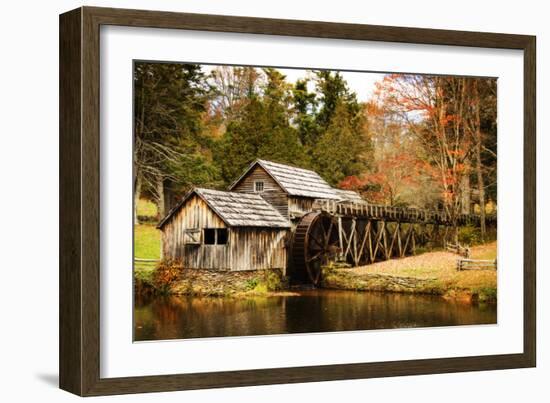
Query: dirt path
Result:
<box><xmin>323</xmin><ymin>242</ymin><xmax>497</xmax><ymax>302</ymax></box>
<box><xmin>350</xmin><ymin>241</ymin><xmax>497</xmax><ymax>278</ymax></box>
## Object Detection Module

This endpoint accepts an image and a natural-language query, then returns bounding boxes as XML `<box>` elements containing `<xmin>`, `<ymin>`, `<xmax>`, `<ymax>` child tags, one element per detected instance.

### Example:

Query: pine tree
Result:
<box><xmin>313</xmin><ymin>102</ymin><xmax>367</xmax><ymax>185</ymax></box>
<box><xmin>133</xmin><ymin>62</ymin><xmax>219</xmax><ymax>218</ymax></box>
<box><xmin>309</xmin><ymin>71</ymin><xmax>373</xmax><ymax>183</ymax></box>
<box><xmin>217</xmin><ymin>68</ymin><xmax>308</xmax><ymax>182</ymax></box>
<box><xmin>292</xmin><ymin>78</ymin><xmax>318</xmax><ymax>147</ymax></box>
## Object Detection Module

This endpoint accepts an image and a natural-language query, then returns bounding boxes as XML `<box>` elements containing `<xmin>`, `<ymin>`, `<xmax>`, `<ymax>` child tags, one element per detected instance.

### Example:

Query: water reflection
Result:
<box><xmin>134</xmin><ymin>290</ymin><xmax>496</xmax><ymax>341</ymax></box>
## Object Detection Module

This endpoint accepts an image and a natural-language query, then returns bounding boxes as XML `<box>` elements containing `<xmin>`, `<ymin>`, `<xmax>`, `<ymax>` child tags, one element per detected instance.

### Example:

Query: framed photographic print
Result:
<box><xmin>59</xmin><ymin>6</ymin><xmax>536</xmax><ymax>396</ymax></box>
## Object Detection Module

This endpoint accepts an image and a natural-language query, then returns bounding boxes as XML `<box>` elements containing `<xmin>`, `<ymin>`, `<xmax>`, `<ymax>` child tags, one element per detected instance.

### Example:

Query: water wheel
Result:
<box><xmin>289</xmin><ymin>211</ymin><xmax>340</xmax><ymax>286</ymax></box>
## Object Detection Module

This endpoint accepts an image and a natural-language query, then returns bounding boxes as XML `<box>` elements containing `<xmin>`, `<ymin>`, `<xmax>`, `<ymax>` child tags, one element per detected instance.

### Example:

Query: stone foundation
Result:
<box><xmin>169</xmin><ymin>268</ymin><xmax>286</xmax><ymax>296</ymax></box>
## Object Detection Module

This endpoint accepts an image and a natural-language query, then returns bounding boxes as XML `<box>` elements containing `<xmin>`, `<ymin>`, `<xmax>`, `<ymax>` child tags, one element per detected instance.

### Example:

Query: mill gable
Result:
<box><xmin>229</xmin><ymin>159</ymin><xmax>350</xmax><ymax>219</ymax></box>
<box><xmin>158</xmin><ymin>188</ymin><xmax>289</xmax><ymax>271</ymax></box>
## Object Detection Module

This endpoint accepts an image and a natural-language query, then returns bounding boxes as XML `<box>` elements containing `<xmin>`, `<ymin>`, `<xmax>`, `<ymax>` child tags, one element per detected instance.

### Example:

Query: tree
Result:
<box><xmin>308</xmin><ymin>71</ymin><xmax>373</xmax><ymax>183</ymax></box>
<box><xmin>464</xmin><ymin>78</ymin><xmax>497</xmax><ymax>241</ymax></box>
<box><xmin>314</xmin><ymin>71</ymin><xmax>360</xmax><ymax>131</ymax></box>
<box><xmin>376</xmin><ymin>74</ymin><xmax>476</xmax><ymax>240</ymax></box>
<box><xmin>340</xmin><ymin>146</ymin><xmax>430</xmax><ymax>206</ymax></box>
<box><xmin>208</xmin><ymin>66</ymin><xmax>264</xmax><ymax>121</ymax></box>
<box><xmin>313</xmin><ymin>102</ymin><xmax>368</xmax><ymax>185</ymax></box>
<box><xmin>292</xmin><ymin>77</ymin><xmax>318</xmax><ymax>147</ymax></box>
<box><xmin>216</xmin><ymin>68</ymin><xmax>308</xmax><ymax>182</ymax></box>
<box><xmin>133</xmin><ymin>62</ymin><xmax>218</xmax><ymax>220</ymax></box>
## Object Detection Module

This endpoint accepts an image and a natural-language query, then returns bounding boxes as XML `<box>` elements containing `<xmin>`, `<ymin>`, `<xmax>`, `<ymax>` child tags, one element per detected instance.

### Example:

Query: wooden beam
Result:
<box><xmin>383</xmin><ymin>223</ymin><xmax>390</xmax><ymax>260</ymax></box>
<box><xmin>388</xmin><ymin>222</ymin><xmax>400</xmax><ymax>258</ymax></box>
<box><xmin>338</xmin><ymin>216</ymin><xmax>344</xmax><ymax>259</ymax></box>
<box><xmin>357</xmin><ymin>220</ymin><xmax>371</xmax><ymax>265</ymax></box>
<box><xmin>373</xmin><ymin>221</ymin><xmax>385</xmax><ymax>260</ymax></box>
<box><xmin>344</xmin><ymin>218</ymin><xmax>356</xmax><ymax>261</ymax></box>
<box><xmin>411</xmin><ymin>227</ymin><xmax>416</xmax><ymax>255</ymax></box>
<box><xmin>402</xmin><ymin>224</ymin><xmax>413</xmax><ymax>256</ymax></box>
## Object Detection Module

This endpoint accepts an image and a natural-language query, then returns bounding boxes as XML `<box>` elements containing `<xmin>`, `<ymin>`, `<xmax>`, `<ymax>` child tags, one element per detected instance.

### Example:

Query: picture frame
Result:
<box><xmin>59</xmin><ymin>6</ymin><xmax>536</xmax><ymax>396</ymax></box>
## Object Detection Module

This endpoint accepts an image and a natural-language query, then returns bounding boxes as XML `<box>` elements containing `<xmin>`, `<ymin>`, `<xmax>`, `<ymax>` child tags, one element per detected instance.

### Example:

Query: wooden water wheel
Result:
<box><xmin>289</xmin><ymin>211</ymin><xmax>340</xmax><ymax>286</ymax></box>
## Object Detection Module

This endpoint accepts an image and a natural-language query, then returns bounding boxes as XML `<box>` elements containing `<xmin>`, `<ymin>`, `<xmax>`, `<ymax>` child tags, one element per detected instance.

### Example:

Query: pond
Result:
<box><xmin>134</xmin><ymin>290</ymin><xmax>496</xmax><ymax>341</ymax></box>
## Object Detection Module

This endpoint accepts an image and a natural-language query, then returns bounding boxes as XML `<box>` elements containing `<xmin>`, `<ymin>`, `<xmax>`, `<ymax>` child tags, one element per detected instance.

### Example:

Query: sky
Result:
<box><xmin>277</xmin><ymin>68</ymin><xmax>386</xmax><ymax>102</ymax></box>
<box><xmin>202</xmin><ymin>64</ymin><xmax>386</xmax><ymax>103</ymax></box>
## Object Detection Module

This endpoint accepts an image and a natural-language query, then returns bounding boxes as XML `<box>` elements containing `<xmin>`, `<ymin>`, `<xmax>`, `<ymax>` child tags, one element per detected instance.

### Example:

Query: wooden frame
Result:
<box><xmin>59</xmin><ymin>6</ymin><xmax>536</xmax><ymax>396</ymax></box>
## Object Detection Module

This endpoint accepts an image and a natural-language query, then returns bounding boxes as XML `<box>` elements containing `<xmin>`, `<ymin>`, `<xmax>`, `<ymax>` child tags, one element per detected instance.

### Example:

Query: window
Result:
<box><xmin>254</xmin><ymin>181</ymin><xmax>264</xmax><ymax>193</ymax></box>
<box><xmin>203</xmin><ymin>228</ymin><xmax>228</xmax><ymax>245</ymax></box>
<box><xmin>217</xmin><ymin>228</ymin><xmax>228</xmax><ymax>244</ymax></box>
<box><xmin>204</xmin><ymin>228</ymin><xmax>216</xmax><ymax>245</ymax></box>
<box><xmin>183</xmin><ymin>229</ymin><xmax>200</xmax><ymax>244</ymax></box>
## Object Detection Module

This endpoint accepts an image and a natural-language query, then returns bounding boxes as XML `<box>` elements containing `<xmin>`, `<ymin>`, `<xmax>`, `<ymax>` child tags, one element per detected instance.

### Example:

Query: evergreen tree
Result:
<box><xmin>313</xmin><ymin>102</ymin><xmax>368</xmax><ymax>185</ymax></box>
<box><xmin>315</xmin><ymin>71</ymin><xmax>361</xmax><ymax>131</ymax></box>
<box><xmin>292</xmin><ymin>78</ymin><xmax>318</xmax><ymax>147</ymax></box>
<box><xmin>309</xmin><ymin>71</ymin><xmax>373</xmax><ymax>183</ymax></box>
<box><xmin>217</xmin><ymin>68</ymin><xmax>308</xmax><ymax>182</ymax></box>
<box><xmin>134</xmin><ymin>62</ymin><xmax>219</xmax><ymax>217</ymax></box>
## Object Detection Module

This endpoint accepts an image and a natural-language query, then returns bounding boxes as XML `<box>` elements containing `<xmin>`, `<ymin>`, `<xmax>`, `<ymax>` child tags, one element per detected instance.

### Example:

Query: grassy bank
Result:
<box><xmin>135</xmin><ymin>258</ymin><xmax>287</xmax><ymax>297</ymax></box>
<box><xmin>322</xmin><ymin>242</ymin><xmax>497</xmax><ymax>303</ymax></box>
<box><xmin>135</xmin><ymin>224</ymin><xmax>161</xmax><ymax>259</ymax></box>
<box><xmin>134</xmin><ymin>198</ymin><xmax>161</xmax><ymax>258</ymax></box>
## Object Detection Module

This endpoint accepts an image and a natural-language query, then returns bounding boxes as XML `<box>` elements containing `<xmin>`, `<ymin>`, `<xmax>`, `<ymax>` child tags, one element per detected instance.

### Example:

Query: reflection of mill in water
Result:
<box><xmin>134</xmin><ymin>291</ymin><xmax>497</xmax><ymax>341</ymax></box>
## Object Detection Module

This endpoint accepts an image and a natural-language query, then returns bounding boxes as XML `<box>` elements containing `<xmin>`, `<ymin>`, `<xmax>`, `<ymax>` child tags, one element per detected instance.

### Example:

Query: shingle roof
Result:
<box><xmin>333</xmin><ymin>188</ymin><xmax>364</xmax><ymax>202</ymax></box>
<box><xmin>229</xmin><ymin>159</ymin><xmax>337</xmax><ymax>199</ymax></box>
<box><xmin>258</xmin><ymin>159</ymin><xmax>338</xmax><ymax>199</ymax></box>
<box><xmin>230</xmin><ymin>159</ymin><xmax>365</xmax><ymax>202</ymax></box>
<box><xmin>157</xmin><ymin>188</ymin><xmax>290</xmax><ymax>229</ymax></box>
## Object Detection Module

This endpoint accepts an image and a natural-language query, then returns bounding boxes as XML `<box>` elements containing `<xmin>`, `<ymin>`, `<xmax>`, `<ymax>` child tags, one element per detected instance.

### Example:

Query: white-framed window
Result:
<box><xmin>254</xmin><ymin>180</ymin><xmax>264</xmax><ymax>193</ymax></box>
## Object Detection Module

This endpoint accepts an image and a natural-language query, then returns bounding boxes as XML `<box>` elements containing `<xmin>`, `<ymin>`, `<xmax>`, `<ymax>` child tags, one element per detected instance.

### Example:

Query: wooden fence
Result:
<box><xmin>445</xmin><ymin>242</ymin><xmax>471</xmax><ymax>258</ymax></box>
<box><xmin>456</xmin><ymin>258</ymin><xmax>497</xmax><ymax>271</ymax></box>
<box><xmin>134</xmin><ymin>257</ymin><xmax>159</xmax><ymax>269</ymax></box>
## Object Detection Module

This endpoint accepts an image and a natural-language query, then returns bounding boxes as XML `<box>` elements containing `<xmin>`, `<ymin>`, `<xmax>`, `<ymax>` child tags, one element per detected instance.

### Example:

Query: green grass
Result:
<box><xmin>134</xmin><ymin>266</ymin><xmax>156</xmax><ymax>283</ymax></box>
<box><xmin>134</xmin><ymin>224</ymin><xmax>161</xmax><ymax>260</ymax></box>
<box><xmin>137</xmin><ymin>199</ymin><xmax>157</xmax><ymax>217</ymax></box>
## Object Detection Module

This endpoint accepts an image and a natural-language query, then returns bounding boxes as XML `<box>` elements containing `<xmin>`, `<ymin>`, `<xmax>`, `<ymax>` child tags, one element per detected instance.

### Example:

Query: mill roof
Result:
<box><xmin>157</xmin><ymin>187</ymin><xmax>290</xmax><ymax>229</ymax></box>
<box><xmin>333</xmin><ymin>188</ymin><xmax>364</xmax><ymax>202</ymax></box>
<box><xmin>230</xmin><ymin>159</ymin><xmax>365</xmax><ymax>202</ymax></box>
<box><xmin>229</xmin><ymin>159</ymin><xmax>341</xmax><ymax>199</ymax></box>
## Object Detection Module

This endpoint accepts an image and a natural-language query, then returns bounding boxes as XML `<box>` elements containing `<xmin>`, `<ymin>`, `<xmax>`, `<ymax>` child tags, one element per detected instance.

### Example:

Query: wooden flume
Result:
<box><xmin>289</xmin><ymin>199</ymin><xmax>496</xmax><ymax>285</ymax></box>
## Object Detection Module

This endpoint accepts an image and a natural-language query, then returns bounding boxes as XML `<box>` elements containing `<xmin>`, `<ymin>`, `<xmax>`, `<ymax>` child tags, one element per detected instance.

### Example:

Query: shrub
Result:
<box><xmin>134</xmin><ymin>267</ymin><xmax>156</xmax><ymax>295</ymax></box>
<box><xmin>244</xmin><ymin>278</ymin><xmax>259</xmax><ymax>290</ymax></box>
<box><xmin>243</xmin><ymin>271</ymin><xmax>285</xmax><ymax>293</ymax></box>
<box><xmin>474</xmin><ymin>286</ymin><xmax>497</xmax><ymax>303</ymax></box>
<box><xmin>134</xmin><ymin>267</ymin><xmax>155</xmax><ymax>284</ymax></box>
<box><xmin>458</xmin><ymin>225</ymin><xmax>481</xmax><ymax>246</ymax></box>
<box><xmin>263</xmin><ymin>270</ymin><xmax>284</xmax><ymax>291</ymax></box>
<box><xmin>152</xmin><ymin>259</ymin><xmax>182</xmax><ymax>294</ymax></box>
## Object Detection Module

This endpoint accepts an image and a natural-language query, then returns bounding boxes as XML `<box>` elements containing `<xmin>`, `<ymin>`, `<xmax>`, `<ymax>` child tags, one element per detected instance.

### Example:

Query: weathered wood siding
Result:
<box><xmin>161</xmin><ymin>195</ymin><xmax>231</xmax><ymax>269</ymax></box>
<box><xmin>232</xmin><ymin>165</ymin><xmax>289</xmax><ymax>218</ymax></box>
<box><xmin>288</xmin><ymin>196</ymin><xmax>315</xmax><ymax>217</ymax></box>
<box><xmin>161</xmin><ymin>194</ymin><xmax>289</xmax><ymax>271</ymax></box>
<box><xmin>230</xmin><ymin>228</ymin><xmax>288</xmax><ymax>272</ymax></box>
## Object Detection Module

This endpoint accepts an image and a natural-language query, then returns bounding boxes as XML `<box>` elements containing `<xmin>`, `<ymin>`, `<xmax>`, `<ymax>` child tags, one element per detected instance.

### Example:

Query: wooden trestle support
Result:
<box><xmin>289</xmin><ymin>199</ymin><xmax>496</xmax><ymax>285</ymax></box>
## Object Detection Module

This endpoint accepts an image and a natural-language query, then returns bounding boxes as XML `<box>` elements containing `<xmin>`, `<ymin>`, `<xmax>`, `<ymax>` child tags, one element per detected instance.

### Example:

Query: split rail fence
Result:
<box><xmin>445</xmin><ymin>242</ymin><xmax>471</xmax><ymax>258</ymax></box>
<box><xmin>134</xmin><ymin>257</ymin><xmax>159</xmax><ymax>269</ymax></box>
<box><xmin>456</xmin><ymin>259</ymin><xmax>497</xmax><ymax>271</ymax></box>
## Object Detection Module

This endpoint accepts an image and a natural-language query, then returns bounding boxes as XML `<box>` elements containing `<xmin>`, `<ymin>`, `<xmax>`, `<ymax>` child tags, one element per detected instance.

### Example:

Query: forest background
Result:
<box><xmin>133</xmin><ymin>63</ymin><xmax>497</xmax><ymax>239</ymax></box>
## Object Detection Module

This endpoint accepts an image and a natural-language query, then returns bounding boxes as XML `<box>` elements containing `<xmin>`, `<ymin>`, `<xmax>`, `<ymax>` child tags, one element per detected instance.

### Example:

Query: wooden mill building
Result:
<box><xmin>157</xmin><ymin>159</ymin><xmax>493</xmax><ymax>283</ymax></box>
<box><xmin>229</xmin><ymin>159</ymin><xmax>361</xmax><ymax>219</ymax></box>
<box><xmin>157</xmin><ymin>159</ymin><xmax>359</xmax><ymax>272</ymax></box>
